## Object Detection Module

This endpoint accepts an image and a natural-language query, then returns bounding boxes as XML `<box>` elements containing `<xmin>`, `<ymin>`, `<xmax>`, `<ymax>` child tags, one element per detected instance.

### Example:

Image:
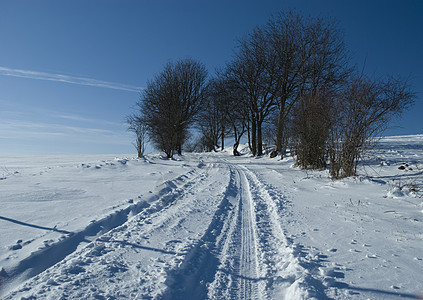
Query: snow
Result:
<box><xmin>1</xmin><ymin>135</ymin><xmax>422</xmax><ymax>299</ymax></box>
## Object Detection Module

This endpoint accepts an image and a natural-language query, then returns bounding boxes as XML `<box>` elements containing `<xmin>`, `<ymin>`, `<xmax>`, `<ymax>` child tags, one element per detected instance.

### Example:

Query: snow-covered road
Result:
<box><xmin>1</xmin><ymin>136</ymin><xmax>423</xmax><ymax>299</ymax></box>
<box><xmin>2</xmin><ymin>160</ymin><xmax>306</xmax><ymax>299</ymax></box>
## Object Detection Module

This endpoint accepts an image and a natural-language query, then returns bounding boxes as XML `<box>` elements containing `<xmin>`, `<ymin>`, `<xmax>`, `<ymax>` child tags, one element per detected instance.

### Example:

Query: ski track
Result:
<box><xmin>162</xmin><ymin>163</ymin><xmax>307</xmax><ymax>299</ymax></box>
<box><xmin>3</xmin><ymin>160</ymin><xmax>311</xmax><ymax>299</ymax></box>
<box><xmin>206</xmin><ymin>164</ymin><xmax>265</xmax><ymax>300</ymax></box>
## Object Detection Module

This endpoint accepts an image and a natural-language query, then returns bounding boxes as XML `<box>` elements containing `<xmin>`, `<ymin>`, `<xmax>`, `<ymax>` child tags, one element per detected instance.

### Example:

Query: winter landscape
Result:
<box><xmin>1</xmin><ymin>1</ymin><xmax>422</xmax><ymax>299</ymax></box>
<box><xmin>1</xmin><ymin>135</ymin><xmax>422</xmax><ymax>299</ymax></box>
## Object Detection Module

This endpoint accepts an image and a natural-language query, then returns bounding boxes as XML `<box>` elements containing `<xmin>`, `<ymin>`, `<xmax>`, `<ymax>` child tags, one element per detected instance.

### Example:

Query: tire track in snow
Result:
<box><xmin>4</xmin><ymin>159</ymin><xmax>309</xmax><ymax>299</ymax></box>
<box><xmin>232</xmin><ymin>165</ymin><xmax>264</xmax><ymax>300</ymax></box>
<box><xmin>205</xmin><ymin>164</ymin><xmax>307</xmax><ymax>299</ymax></box>
<box><xmin>161</xmin><ymin>165</ymin><xmax>265</xmax><ymax>300</ymax></box>
<box><xmin>240</xmin><ymin>166</ymin><xmax>311</xmax><ymax>299</ymax></box>
<box><xmin>157</xmin><ymin>163</ymin><xmax>235</xmax><ymax>299</ymax></box>
<box><xmin>205</xmin><ymin>165</ymin><xmax>269</xmax><ymax>300</ymax></box>
<box><xmin>3</xmin><ymin>163</ymin><xmax>226</xmax><ymax>299</ymax></box>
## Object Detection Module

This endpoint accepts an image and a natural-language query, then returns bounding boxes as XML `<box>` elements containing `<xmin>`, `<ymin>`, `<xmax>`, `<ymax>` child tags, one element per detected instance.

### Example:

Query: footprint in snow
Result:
<box><xmin>66</xmin><ymin>264</ymin><xmax>86</xmax><ymax>275</ymax></box>
<box><xmin>9</xmin><ymin>244</ymin><xmax>22</xmax><ymax>250</ymax></box>
<box><xmin>8</xmin><ymin>240</ymin><xmax>23</xmax><ymax>250</ymax></box>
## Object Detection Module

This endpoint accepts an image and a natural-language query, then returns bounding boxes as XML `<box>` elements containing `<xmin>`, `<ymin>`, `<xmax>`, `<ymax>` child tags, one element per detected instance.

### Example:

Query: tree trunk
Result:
<box><xmin>257</xmin><ymin>119</ymin><xmax>263</xmax><ymax>156</ymax></box>
<box><xmin>137</xmin><ymin>136</ymin><xmax>143</xmax><ymax>158</ymax></box>
<box><xmin>251</xmin><ymin>119</ymin><xmax>257</xmax><ymax>156</ymax></box>
<box><xmin>247</xmin><ymin>121</ymin><xmax>252</xmax><ymax>153</ymax></box>
<box><xmin>165</xmin><ymin>149</ymin><xmax>173</xmax><ymax>159</ymax></box>
<box><xmin>233</xmin><ymin>142</ymin><xmax>240</xmax><ymax>156</ymax></box>
<box><xmin>275</xmin><ymin>100</ymin><xmax>286</xmax><ymax>153</ymax></box>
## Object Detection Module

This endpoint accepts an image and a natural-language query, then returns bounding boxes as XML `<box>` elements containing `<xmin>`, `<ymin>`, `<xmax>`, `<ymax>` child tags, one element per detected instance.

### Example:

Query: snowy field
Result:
<box><xmin>0</xmin><ymin>135</ymin><xmax>422</xmax><ymax>299</ymax></box>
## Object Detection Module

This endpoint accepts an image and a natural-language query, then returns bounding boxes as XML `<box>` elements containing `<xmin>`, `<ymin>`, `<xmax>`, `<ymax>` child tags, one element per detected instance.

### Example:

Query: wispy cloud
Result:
<box><xmin>0</xmin><ymin>66</ymin><xmax>143</xmax><ymax>93</ymax></box>
<box><xmin>0</xmin><ymin>119</ymin><xmax>131</xmax><ymax>143</ymax></box>
<box><xmin>57</xmin><ymin>113</ymin><xmax>124</xmax><ymax>127</ymax></box>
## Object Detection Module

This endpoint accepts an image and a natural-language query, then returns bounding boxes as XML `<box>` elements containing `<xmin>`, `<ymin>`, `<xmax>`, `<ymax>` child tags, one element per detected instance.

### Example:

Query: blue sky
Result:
<box><xmin>0</xmin><ymin>0</ymin><xmax>422</xmax><ymax>155</ymax></box>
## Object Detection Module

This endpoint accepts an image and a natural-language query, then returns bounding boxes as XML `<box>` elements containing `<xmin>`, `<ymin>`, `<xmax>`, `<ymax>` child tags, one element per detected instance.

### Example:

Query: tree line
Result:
<box><xmin>128</xmin><ymin>11</ymin><xmax>414</xmax><ymax>179</ymax></box>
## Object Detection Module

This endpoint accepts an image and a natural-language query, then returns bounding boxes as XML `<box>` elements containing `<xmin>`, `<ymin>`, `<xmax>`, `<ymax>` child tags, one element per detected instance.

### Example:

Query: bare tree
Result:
<box><xmin>197</xmin><ymin>89</ymin><xmax>221</xmax><ymax>152</ymax></box>
<box><xmin>217</xmin><ymin>74</ymin><xmax>250</xmax><ymax>156</ymax></box>
<box><xmin>267</xmin><ymin>11</ymin><xmax>350</xmax><ymax>160</ymax></box>
<box><xmin>139</xmin><ymin>59</ymin><xmax>207</xmax><ymax>158</ymax></box>
<box><xmin>127</xmin><ymin>113</ymin><xmax>149</xmax><ymax>158</ymax></box>
<box><xmin>267</xmin><ymin>11</ymin><xmax>306</xmax><ymax>157</ymax></box>
<box><xmin>196</xmin><ymin>78</ymin><xmax>234</xmax><ymax>152</ymax></box>
<box><xmin>227</xmin><ymin>27</ymin><xmax>279</xmax><ymax>156</ymax></box>
<box><xmin>292</xmin><ymin>91</ymin><xmax>332</xmax><ymax>169</ymax></box>
<box><xmin>329</xmin><ymin>74</ymin><xmax>415</xmax><ymax>178</ymax></box>
<box><xmin>292</xmin><ymin>16</ymin><xmax>350</xmax><ymax>169</ymax></box>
